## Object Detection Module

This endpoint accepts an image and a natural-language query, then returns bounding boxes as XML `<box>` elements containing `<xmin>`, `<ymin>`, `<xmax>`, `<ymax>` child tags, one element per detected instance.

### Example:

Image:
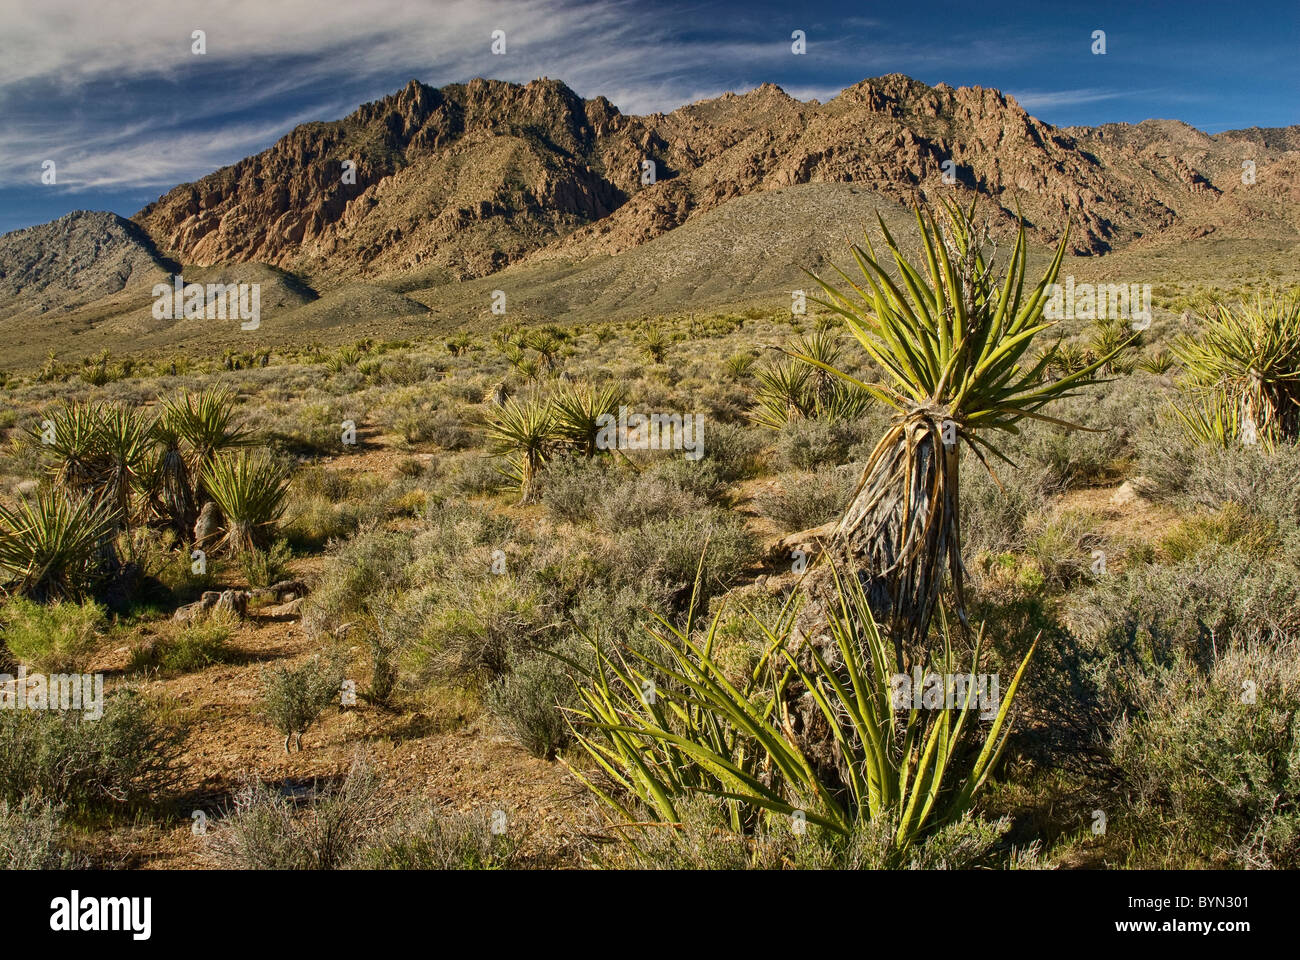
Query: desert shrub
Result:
<box><xmin>0</xmin><ymin>798</ymin><xmax>85</xmax><ymax>869</ymax></box>
<box><xmin>960</xmin><ymin>462</ymin><xmax>1052</xmax><ymax>560</ymax></box>
<box><xmin>446</xmin><ymin>455</ymin><xmax>503</xmax><ymax>496</ymax></box>
<box><xmin>421</xmin><ymin>406</ymin><xmax>477</xmax><ymax>450</ymax></box>
<box><xmin>1159</xmin><ymin>442</ymin><xmax>1300</xmax><ymax>527</ymax></box>
<box><xmin>540</xmin><ymin>455</ymin><xmax>612</xmax><ymax>523</ymax></box>
<box><xmin>281</xmin><ymin>494</ymin><xmax>364</xmax><ymax>551</ymax></box>
<box><xmin>645</xmin><ymin>457</ymin><xmax>729</xmax><ymax>503</ymax></box>
<box><xmin>597</xmin><ymin>466</ymin><xmax>710</xmax><ymax>529</ymax></box>
<box><xmin>0</xmin><ymin>597</ymin><xmax>106</xmax><ymax>673</ymax></box>
<box><xmin>699</xmin><ymin>421</ymin><xmax>764</xmax><ymax>481</ymax></box>
<box><xmin>485</xmin><ymin>650</ymin><xmax>575</xmax><ymax>759</ymax></box>
<box><xmin>130</xmin><ymin>616</ymin><xmax>235</xmax><ymax>675</ymax></box>
<box><xmin>259</xmin><ymin>653</ymin><xmax>344</xmax><ymax>752</ymax></box>
<box><xmin>1112</xmin><ymin>639</ymin><xmax>1300</xmax><ymax>868</ymax></box>
<box><xmin>359</xmin><ymin>808</ymin><xmax>520</xmax><ymax>869</ymax></box>
<box><xmin>412</xmin><ymin>580</ymin><xmax>552</xmax><ymax>681</ymax></box>
<box><xmin>1063</xmin><ymin>545</ymin><xmax>1300</xmax><ymax>673</ymax></box>
<box><xmin>303</xmin><ymin>530</ymin><xmax>415</xmax><ymax>637</ymax></box>
<box><xmin>774</xmin><ymin>417</ymin><xmax>869</xmax><ymax>470</ymax></box>
<box><xmin>208</xmin><ymin>758</ymin><xmax>392</xmax><ymax>869</ymax></box>
<box><xmin>597</xmin><ymin>789</ymin><xmax>1032</xmax><ymax>870</ymax></box>
<box><xmin>755</xmin><ymin>465</ymin><xmax>856</xmax><ymax>531</ymax></box>
<box><xmin>0</xmin><ymin>689</ymin><xmax>180</xmax><ymax>808</ymax></box>
<box><xmin>1023</xmin><ymin>509</ymin><xmax>1103</xmax><ymax>589</ymax></box>
<box><xmin>1019</xmin><ymin>380</ymin><xmax>1159</xmax><ymax>489</ymax></box>
<box><xmin>239</xmin><ymin>539</ymin><xmax>294</xmax><ymax>588</ymax></box>
<box><xmin>613</xmin><ymin>508</ymin><xmax>759</xmax><ymax>607</ymax></box>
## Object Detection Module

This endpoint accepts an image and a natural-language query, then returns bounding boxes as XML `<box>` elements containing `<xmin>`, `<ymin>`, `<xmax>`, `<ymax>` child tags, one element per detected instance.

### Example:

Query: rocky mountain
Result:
<box><xmin>0</xmin><ymin>211</ymin><xmax>174</xmax><ymax>318</ymax></box>
<box><xmin>131</xmin><ymin>73</ymin><xmax>1300</xmax><ymax>284</ymax></box>
<box><xmin>0</xmin><ymin>74</ymin><xmax>1296</xmax><ymax>366</ymax></box>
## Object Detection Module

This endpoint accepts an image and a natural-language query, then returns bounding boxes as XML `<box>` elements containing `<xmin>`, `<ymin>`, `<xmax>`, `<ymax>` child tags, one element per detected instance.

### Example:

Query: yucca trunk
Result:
<box><xmin>785</xmin><ymin>408</ymin><xmax>965</xmax><ymax>786</ymax></box>
<box><xmin>830</xmin><ymin>405</ymin><xmax>964</xmax><ymax>668</ymax></box>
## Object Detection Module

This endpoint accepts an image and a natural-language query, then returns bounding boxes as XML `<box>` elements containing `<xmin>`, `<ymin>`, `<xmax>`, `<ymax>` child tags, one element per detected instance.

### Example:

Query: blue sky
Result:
<box><xmin>1</xmin><ymin>0</ymin><xmax>1297</xmax><ymax>235</ymax></box>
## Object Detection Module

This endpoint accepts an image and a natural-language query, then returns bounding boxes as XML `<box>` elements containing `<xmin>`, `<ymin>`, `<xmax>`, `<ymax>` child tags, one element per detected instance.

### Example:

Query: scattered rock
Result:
<box><xmin>173</xmin><ymin>589</ymin><xmax>250</xmax><ymax>624</ymax></box>
<box><xmin>268</xmin><ymin>598</ymin><xmax>304</xmax><ymax>618</ymax></box>
<box><xmin>1111</xmin><ymin>478</ymin><xmax>1153</xmax><ymax>507</ymax></box>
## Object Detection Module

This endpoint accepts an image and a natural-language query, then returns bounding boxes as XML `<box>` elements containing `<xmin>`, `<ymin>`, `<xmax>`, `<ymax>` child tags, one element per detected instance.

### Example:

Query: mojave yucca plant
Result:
<box><xmin>202</xmin><ymin>451</ymin><xmax>289</xmax><ymax>554</ymax></box>
<box><xmin>0</xmin><ymin>490</ymin><xmax>118</xmax><ymax>600</ymax></box>
<box><xmin>161</xmin><ymin>386</ymin><xmax>251</xmax><ymax>500</ymax></box>
<box><xmin>562</xmin><ymin>560</ymin><xmax>1034</xmax><ymax>860</ymax></box>
<box><xmin>551</xmin><ymin>380</ymin><xmax>627</xmax><ymax>457</ymax></box>
<box><xmin>1170</xmin><ymin>288</ymin><xmax>1300</xmax><ymax>447</ymax></box>
<box><xmin>484</xmin><ymin>396</ymin><xmax>556</xmax><ymax>503</ymax></box>
<box><xmin>796</xmin><ymin>200</ymin><xmax>1119</xmax><ymax>664</ymax></box>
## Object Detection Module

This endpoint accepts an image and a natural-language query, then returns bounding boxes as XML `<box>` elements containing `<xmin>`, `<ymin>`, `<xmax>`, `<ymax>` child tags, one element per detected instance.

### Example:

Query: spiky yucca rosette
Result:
<box><xmin>782</xmin><ymin>200</ymin><xmax>1122</xmax><ymax>782</ymax></box>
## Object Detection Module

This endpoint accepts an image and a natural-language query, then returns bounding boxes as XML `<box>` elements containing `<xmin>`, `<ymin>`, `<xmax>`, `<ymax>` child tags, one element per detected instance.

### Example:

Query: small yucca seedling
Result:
<box><xmin>1137</xmin><ymin>348</ymin><xmax>1175</xmax><ymax>376</ymax></box>
<box><xmin>0</xmin><ymin>490</ymin><xmax>118</xmax><ymax>600</ymax></box>
<box><xmin>161</xmin><ymin>387</ymin><xmax>251</xmax><ymax>499</ymax></box>
<box><xmin>96</xmin><ymin>405</ymin><xmax>156</xmax><ymax>526</ymax></box>
<box><xmin>526</xmin><ymin>331</ymin><xmax>562</xmax><ymax>370</ymax></box>
<box><xmin>551</xmin><ymin>380</ymin><xmax>627</xmax><ymax>457</ymax></box>
<box><xmin>791</xmin><ymin>326</ymin><xmax>844</xmax><ymax>405</ymax></box>
<box><xmin>29</xmin><ymin>401</ymin><xmax>109</xmax><ymax>495</ymax></box>
<box><xmin>485</xmin><ymin>397</ymin><xmax>557</xmax><ymax>503</ymax></box>
<box><xmin>724</xmin><ymin>352</ymin><xmax>757</xmax><ymax>379</ymax></box>
<box><xmin>203</xmin><ymin>451</ymin><xmax>290</xmax><ymax>554</ymax></box>
<box><xmin>1088</xmin><ymin>317</ymin><xmax>1140</xmax><ymax>374</ymax></box>
<box><xmin>446</xmin><ymin>334</ymin><xmax>474</xmax><ymax>356</ymax></box>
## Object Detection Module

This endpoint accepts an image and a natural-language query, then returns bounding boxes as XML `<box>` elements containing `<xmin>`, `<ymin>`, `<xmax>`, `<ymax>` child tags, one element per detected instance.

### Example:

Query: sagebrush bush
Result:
<box><xmin>0</xmin><ymin>689</ymin><xmax>179</xmax><ymax>808</ymax></box>
<box><xmin>698</xmin><ymin>421</ymin><xmax>764</xmax><ymax>481</ymax></box>
<box><xmin>0</xmin><ymin>798</ymin><xmax>85</xmax><ymax>869</ymax></box>
<box><xmin>598</xmin><ymin>795</ymin><xmax>1035</xmax><ymax>870</ymax></box>
<box><xmin>613</xmin><ymin>508</ymin><xmax>758</xmax><ymax>607</ymax></box>
<box><xmin>774</xmin><ymin>416</ymin><xmax>871</xmax><ymax>470</ymax></box>
<box><xmin>1112</xmin><ymin>639</ymin><xmax>1300</xmax><ymax>868</ymax></box>
<box><xmin>130</xmin><ymin>616</ymin><xmax>235</xmax><ymax>675</ymax></box>
<box><xmin>486</xmin><ymin>650</ymin><xmax>575</xmax><ymax>759</ymax></box>
<box><xmin>360</xmin><ymin>808</ymin><xmax>519</xmax><ymax>869</ymax></box>
<box><xmin>755</xmin><ymin>465</ymin><xmax>856</xmax><ymax>531</ymax></box>
<box><xmin>260</xmin><ymin>653</ymin><xmax>344</xmax><ymax>752</ymax></box>
<box><xmin>208</xmin><ymin>758</ymin><xmax>392</xmax><ymax>869</ymax></box>
<box><xmin>0</xmin><ymin>597</ymin><xmax>105</xmax><ymax>673</ymax></box>
<box><xmin>1063</xmin><ymin>544</ymin><xmax>1300</xmax><ymax>672</ymax></box>
<box><xmin>960</xmin><ymin>461</ymin><xmax>1052</xmax><ymax>560</ymax></box>
<box><xmin>303</xmin><ymin>530</ymin><xmax>415</xmax><ymax>637</ymax></box>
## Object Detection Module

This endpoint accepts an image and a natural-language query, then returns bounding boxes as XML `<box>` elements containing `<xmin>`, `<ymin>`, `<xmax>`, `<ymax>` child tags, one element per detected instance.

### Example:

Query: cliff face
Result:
<box><xmin>78</xmin><ymin>73</ymin><xmax>1300</xmax><ymax>284</ymax></box>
